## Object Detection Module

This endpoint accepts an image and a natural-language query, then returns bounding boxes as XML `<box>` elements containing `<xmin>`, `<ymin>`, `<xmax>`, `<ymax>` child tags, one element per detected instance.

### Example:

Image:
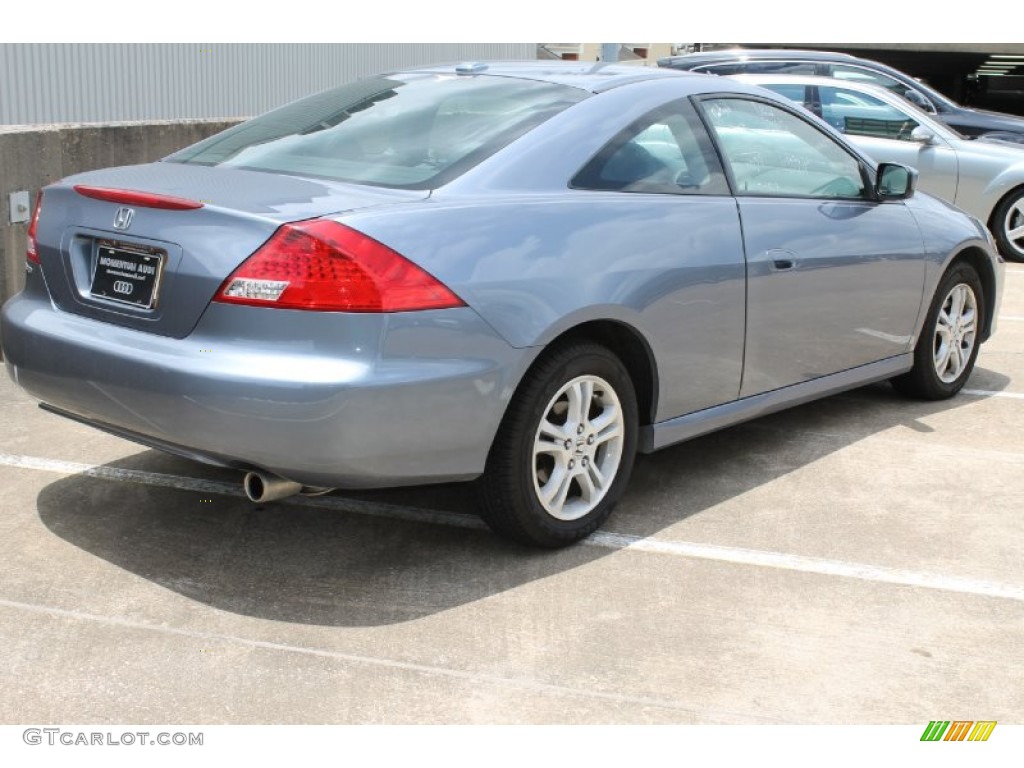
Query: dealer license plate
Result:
<box><xmin>90</xmin><ymin>240</ymin><xmax>165</xmax><ymax>309</ymax></box>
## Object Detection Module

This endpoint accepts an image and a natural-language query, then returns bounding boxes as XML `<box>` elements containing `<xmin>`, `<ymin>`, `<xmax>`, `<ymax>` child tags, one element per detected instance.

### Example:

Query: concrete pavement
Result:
<box><xmin>1</xmin><ymin>270</ymin><xmax>1023</xmax><ymax>724</ymax></box>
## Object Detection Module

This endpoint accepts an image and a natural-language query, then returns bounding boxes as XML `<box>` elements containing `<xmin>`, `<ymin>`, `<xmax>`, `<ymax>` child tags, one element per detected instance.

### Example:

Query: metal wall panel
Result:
<box><xmin>0</xmin><ymin>44</ymin><xmax>537</xmax><ymax>125</ymax></box>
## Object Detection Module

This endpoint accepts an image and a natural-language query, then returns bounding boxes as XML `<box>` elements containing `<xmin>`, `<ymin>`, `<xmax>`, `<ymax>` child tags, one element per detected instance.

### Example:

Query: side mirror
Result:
<box><xmin>876</xmin><ymin>163</ymin><xmax>917</xmax><ymax>201</ymax></box>
<box><xmin>904</xmin><ymin>89</ymin><xmax>936</xmax><ymax>114</ymax></box>
<box><xmin>910</xmin><ymin>125</ymin><xmax>936</xmax><ymax>145</ymax></box>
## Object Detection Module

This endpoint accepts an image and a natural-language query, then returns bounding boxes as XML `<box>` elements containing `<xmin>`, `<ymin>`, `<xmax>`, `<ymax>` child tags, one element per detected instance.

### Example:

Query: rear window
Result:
<box><xmin>166</xmin><ymin>74</ymin><xmax>587</xmax><ymax>189</ymax></box>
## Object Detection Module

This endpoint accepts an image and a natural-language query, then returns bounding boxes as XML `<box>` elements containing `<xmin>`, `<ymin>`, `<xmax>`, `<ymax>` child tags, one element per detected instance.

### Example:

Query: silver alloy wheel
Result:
<box><xmin>532</xmin><ymin>374</ymin><xmax>625</xmax><ymax>521</ymax></box>
<box><xmin>933</xmin><ymin>282</ymin><xmax>978</xmax><ymax>384</ymax></box>
<box><xmin>1004</xmin><ymin>197</ymin><xmax>1024</xmax><ymax>258</ymax></box>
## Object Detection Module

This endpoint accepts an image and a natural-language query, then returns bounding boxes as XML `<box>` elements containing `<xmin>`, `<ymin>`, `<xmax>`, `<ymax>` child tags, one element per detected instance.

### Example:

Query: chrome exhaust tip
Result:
<box><xmin>243</xmin><ymin>471</ymin><xmax>303</xmax><ymax>503</ymax></box>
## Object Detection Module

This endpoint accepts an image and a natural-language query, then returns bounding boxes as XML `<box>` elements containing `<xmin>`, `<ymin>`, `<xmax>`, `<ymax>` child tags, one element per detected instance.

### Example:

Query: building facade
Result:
<box><xmin>0</xmin><ymin>43</ymin><xmax>538</xmax><ymax>125</ymax></box>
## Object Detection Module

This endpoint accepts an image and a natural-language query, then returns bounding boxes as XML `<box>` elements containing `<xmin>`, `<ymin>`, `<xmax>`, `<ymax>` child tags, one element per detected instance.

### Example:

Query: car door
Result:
<box><xmin>816</xmin><ymin>84</ymin><xmax>960</xmax><ymax>204</ymax></box>
<box><xmin>570</xmin><ymin>98</ymin><xmax>747</xmax><ymax>420</ymax></box>
<box><xmin>696</xmin><ymin>95</ymin><xmax>927</xmax><ymax>397</ymax></box>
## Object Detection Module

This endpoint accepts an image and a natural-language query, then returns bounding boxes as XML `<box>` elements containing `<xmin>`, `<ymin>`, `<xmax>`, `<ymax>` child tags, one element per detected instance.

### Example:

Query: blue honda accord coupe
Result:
<box><xmin>0</xmin><ymin>62</ymin><xmax>1004</xmax><ymax>547</ymax></box>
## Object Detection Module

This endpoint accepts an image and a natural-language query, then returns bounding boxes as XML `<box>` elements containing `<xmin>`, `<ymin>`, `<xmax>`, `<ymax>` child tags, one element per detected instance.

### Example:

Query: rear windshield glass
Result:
<box><xmin>166</xmin><ymin>73</ymin><xmax>587</xmax><ymax>189</ymax></box>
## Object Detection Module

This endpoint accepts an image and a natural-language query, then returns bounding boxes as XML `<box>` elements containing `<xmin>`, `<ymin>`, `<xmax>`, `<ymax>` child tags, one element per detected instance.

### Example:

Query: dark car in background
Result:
<box><xmin>658</xmin><ymin>49</ymin><xmax>1024</xmax><ymax>143</ymax></box>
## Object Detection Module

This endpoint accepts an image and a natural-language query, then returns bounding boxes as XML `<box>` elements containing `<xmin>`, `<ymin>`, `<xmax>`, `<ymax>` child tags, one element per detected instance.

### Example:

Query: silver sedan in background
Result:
<box><xmin>0</xmin><ymin>63</ymin><xmax>1004</xmax><ymax>548</ymax></box>
<box><xmin>733</xmin><ymin>73</ymin><xmax>1024</xmax><ymax>261</ymax></box>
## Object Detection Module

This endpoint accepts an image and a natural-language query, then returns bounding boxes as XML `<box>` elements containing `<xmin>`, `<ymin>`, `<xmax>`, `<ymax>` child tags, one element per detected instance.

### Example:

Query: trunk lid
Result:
<box><xmin>35</xmin><ymin>162</ymin><xmax>427</xmax><ymax>338</ymax></box>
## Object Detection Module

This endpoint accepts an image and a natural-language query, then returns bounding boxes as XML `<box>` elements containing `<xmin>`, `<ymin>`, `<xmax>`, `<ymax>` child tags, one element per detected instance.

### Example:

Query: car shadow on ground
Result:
<box><xmin>34</xmin><ymin>369</ymin><xmax>1011</xmax><ymax>627</ymax></box>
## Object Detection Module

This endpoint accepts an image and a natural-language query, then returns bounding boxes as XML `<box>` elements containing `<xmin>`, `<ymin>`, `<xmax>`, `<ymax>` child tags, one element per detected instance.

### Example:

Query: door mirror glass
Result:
<box><xmin>876</xmin><ymin>163</ymin><xmax>917</xmax><ymax>200</ymax></box>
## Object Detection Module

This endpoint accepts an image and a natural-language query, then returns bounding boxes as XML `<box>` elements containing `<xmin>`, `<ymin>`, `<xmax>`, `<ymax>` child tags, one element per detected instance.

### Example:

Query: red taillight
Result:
<box><xmin>73</xmin><ymin>185</ymin><xmax>204</xmax><ymax>210</ymax></box>
<box><xmin>26</xmin><ymin>192</ymin><xmax>43</xmax><ymax>264</ymax></box>
<box><xmin>214</xmin><ymin>220</ymin><xmax>465</xmax><ymax>313</ymax></box>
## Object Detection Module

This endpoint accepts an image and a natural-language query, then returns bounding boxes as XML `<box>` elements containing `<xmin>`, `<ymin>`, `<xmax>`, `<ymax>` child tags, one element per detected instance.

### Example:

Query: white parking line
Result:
<box><xmin>999</xmin><ymin>315</ymin><xmax>1024</xmax><ymax>321</ymax></box>
<box><xmin>590</xmin><ymin>533</ymin><xmax>1024</xmax><ymax>603</ymax></box>
<box><xmin>3</xmin><ymin>451</ymin><xmax>1023</xmax><ymax>604</ymax></box>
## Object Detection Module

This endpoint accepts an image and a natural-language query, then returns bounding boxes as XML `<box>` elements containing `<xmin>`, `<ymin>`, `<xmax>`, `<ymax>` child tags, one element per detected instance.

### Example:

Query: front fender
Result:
<box><xmin>905</xmin><ymin>193</ymin><xmax>1002</xmax><ymax>345</ymax></box>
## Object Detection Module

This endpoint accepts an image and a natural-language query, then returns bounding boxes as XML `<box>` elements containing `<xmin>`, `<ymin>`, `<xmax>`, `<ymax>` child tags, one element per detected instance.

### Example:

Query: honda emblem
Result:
<box><xmin>112</xmin><ymin>207</ymin><xmax>134</xmax><ymax>230</ymax></box>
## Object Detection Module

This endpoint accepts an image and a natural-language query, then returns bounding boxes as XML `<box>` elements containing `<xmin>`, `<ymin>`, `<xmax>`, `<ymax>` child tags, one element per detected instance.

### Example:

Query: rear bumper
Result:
<box><xmin>1</xmin><ymin>288</ymin><xmax>529</xmax><ymax>488</ymax></box>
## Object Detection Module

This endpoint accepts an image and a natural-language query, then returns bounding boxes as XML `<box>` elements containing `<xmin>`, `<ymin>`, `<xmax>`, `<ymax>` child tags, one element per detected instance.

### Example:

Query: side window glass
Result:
<box><xmin>699</xmin><ymin>61</ymin><xmax>819</xmax><ymax>76</ymax></box>
<box><xmin>572</xmin><ymin>101</ymin><xmax>729</xmax><ymax>195</ymax></box>
<box><xmin>830</xmin><ymin>64</ymin><xmax>932</xmax><ymax>108</ymax></box>
<box><xmin>831</xmin><ymin>64</ymin><xmax>903</xmax><ymax>90</ymax></box>
<box><xmin>819</xmin><ymin>86</ymin><xmax>920</xmax><ymax>140</ymax></box>
<box><xmin>700</xmin><ymin>97</ymin><xmax>867</xmax><ymax>199</ymax></box>
<box><xmin>696</xmin><ymin>63</ymin><xmax>743</xmax><ymax>76</ymax></box>
<box><xmin>744</xmin><ymin>61</ymin><xmax>819</xmax><ymax>75</ymax></box>
<box><xmin>759</xmin><ymin>83</ymin><xmax>812</xmax><ymax>109</ymax></box>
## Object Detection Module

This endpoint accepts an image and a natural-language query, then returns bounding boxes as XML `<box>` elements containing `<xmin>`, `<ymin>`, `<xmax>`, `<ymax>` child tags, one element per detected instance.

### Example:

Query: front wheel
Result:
<box><xmin>892</xmin><ymin>262</ymin><xmax>985</xmax><ymax>400</ymax></box>
<box><xmin>991</xmin><ymin>188</ymin><xmax>1024</xmax><ymax>262</ymax></box>
<box><xmin>479</xmin><ymin>342</ymin><xmax>638</xmax><ymax>548</ymax></box>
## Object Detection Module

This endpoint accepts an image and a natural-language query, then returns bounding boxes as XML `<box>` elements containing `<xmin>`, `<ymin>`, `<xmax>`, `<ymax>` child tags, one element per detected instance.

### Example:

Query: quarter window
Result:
<box><xmin>572</xmin><ymin>101</ymin><xmax>728</xmax><ymax>195</ymax></box>
<box><xmin>701</xmin><ymin>97</ymin><xmax>867</xmax><ymax>199</ymax></box>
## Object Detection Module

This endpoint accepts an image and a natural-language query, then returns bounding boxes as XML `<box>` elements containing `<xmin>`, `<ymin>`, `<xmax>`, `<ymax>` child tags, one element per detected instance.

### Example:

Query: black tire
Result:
<box><xmin>991</xmin><ymin>188</ymin><xmax>1024</xmax><ymax>262</ymax></box>
<box><xmin>479</xmin><ymin>342</ymin><xmax>639</xmax><ymax>548</ymax></box>
<box><xmin>892</xmin><ymin>262</ymin><xmax>985</xmax><ymax>400</ymax></box>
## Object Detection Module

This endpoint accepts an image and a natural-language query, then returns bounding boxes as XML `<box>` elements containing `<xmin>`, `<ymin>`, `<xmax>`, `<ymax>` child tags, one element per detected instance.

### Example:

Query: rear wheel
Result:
<box><xmin>479</xmin><ymin>342</ymin><xmax>638</xmax><ymax>548</ymax></box>
<box><xmin>991</xmin><ymin>188</ymin><xmax>1024</xmax><ymax>262</ymax></box>
<box><xmin>892</xmin><ymin>262</ymin><xmax>984</xmax><ymax>400</ymax></box>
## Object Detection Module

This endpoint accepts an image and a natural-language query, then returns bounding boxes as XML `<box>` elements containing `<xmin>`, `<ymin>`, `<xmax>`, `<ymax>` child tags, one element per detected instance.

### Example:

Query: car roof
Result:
<box><xmin>403</xmin><ymin>60</ymin><xmax>695</xmax><ymax>93</ymax></box>
<box><xmin>733</xmin><ymin>72</ymin><xmax>903</xmax><ymax>91</ymax></box>
<box><xmin>660</xmin><ymin>48</ymin><xmax>860</xmax><ymax>66</ymax></box>
<box><xmin>660</xmin><ymin>49</ymin><xmax>960</xmax><ymax>112</ymax></box>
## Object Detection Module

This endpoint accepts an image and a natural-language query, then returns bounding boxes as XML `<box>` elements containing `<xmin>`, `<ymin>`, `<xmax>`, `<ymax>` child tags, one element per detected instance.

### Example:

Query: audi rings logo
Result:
<box><xmin>113</xmin><ymin>280</ymin><xmax>135</xmax><ymax>296</ymax></box>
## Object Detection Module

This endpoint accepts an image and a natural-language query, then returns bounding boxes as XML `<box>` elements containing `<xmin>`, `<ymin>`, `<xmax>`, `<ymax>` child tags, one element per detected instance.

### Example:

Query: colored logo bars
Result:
<box><xmin>921</xmin><ymin>721</ymin><xmax>997</xmax><ymax>741</ymax></box>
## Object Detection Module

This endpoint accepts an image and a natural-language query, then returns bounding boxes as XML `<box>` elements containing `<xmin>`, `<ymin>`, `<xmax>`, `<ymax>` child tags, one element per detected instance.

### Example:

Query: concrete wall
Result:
<box><xmin>0</xmin><ymin>119</ymin><xmax>241</xmax><ymax>304</ymax></box>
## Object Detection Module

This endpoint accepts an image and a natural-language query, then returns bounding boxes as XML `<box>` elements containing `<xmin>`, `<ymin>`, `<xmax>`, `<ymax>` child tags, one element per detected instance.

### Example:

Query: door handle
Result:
<box><xmin>765</xmin><ymin>249</ymin><xmax>797</xmax><ymax>271</ymax></box>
